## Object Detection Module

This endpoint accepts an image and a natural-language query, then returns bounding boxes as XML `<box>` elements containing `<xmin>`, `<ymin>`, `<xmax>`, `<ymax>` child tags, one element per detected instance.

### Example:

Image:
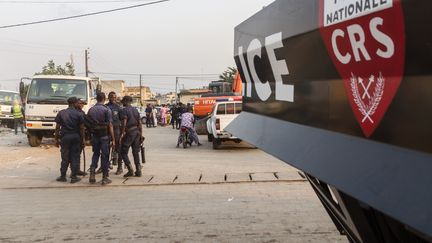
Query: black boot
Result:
<box><xmin>123</xmin><ymin>163</ymin><xmax>134</xmax><ymax>178</ymax></box>
<box><xmin>115</xmin><ymin>160</ymin><xmax>123</xmax><ymax>175</ymax></box>
<box><xmin>89</xmin><ymin>167</ymin><xmax>96</xmax><ymax>184</ymax></box>
<box><xmin>56</xmin><ymin>173</ymin><xmax>67</xmax><ymax>182</ymax></box>
<box><xmin>70</xmin><ymin>175</ymin><xmax>81</xmax><ymax>184</ymax></box>
<box><xmin>101</xmin><ymin>171</ymin><xmax>112</xmax><ymax>185</ymax></box>
<box><xmin>135</xmin><ymin>164</ymin><xmax>142</xmax><ymax>177</ymax></box>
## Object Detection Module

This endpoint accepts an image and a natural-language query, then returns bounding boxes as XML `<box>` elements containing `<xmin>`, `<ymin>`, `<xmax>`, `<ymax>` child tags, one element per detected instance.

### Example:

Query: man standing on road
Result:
<box><xmin>170</xmin><ymin>104</ymin><xmax>180</xmax><ymax>129</ymax></box>
<box><xmin>145</xmin><ymin>104</ymin><xmax>153</xmax><ymax>128</ymax></box>
<box><xmin>54</xmin><ymin>97</ymin><xmax>85</xmax><ymax>183</ymax></box>
<box><xmin>106</xmin><ymin>92</ymin><xmax>124</xmax><ymax>175</ymax></box>
<box><xmin>120</xmin><ymin>96</ymin><xmax>143</xmax><ymax>177</ymax></box>
<box><xmin>11</xmin><ymin>100</ymin><xmax>24</xmax><ymax>135</ymax></box>
<box><xmin>88</xmin><ymin>92</ymin><xmax>115</xmax><ymax>185</ymax></box>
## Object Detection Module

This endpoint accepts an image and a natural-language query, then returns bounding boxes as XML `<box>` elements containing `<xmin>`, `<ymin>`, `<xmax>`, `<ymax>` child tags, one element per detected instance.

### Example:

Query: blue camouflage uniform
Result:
<box><xmin>120</xmin><ymin>105</ymin><xmax>141</xmax><ymax>168</ymax></box>
<box><xmin>88</xmin><ymin>103</ymin><xmax>113</xmax><ymax>173</ymax></box>
<box><xmin>55</xmin><ymin>107</ymin><xmax>84</xmax><ymax>176</ymax></box>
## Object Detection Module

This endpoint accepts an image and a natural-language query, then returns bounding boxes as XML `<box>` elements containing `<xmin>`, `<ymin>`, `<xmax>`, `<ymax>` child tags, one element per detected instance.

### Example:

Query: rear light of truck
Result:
<box><xmin>216</xmin><ymin>118</ymin><xmax>220</xmax><ymax>130</ymax></box>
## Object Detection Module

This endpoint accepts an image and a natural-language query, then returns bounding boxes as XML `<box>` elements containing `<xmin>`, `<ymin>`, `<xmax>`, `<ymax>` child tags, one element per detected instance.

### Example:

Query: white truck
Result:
<box><xmin>23</xmin><ymin>75</ymin><xmax>100</xmax><ymax>147</ymax></box>
<box><xmin>206</xmin><ymin>98</ymin><xmax>242</xmax><ymax>149</ymax></box>
<box><xmin>0</xmin><ymin>90</ymin><xmax>21</xmax><ymax>129</ymax></box>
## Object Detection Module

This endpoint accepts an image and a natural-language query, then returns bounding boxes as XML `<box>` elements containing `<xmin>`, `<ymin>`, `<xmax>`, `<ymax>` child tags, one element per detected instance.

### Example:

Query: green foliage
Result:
<box><xmin>219</xmin><ymin>67</ymin><xmax>237</xmax><ymax>83</ymax></box>
<box><xmin>35</xmin><ymin>60</ymin><xmax>75</xmax><ymax>76</ymax></box>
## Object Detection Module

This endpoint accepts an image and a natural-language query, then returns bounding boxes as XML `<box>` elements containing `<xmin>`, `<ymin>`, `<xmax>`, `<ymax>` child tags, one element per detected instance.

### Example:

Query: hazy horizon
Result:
<box><xmin>0</xmin><ymin>0</ymin><xmax>273</xmax><ymax>94</ymax></box>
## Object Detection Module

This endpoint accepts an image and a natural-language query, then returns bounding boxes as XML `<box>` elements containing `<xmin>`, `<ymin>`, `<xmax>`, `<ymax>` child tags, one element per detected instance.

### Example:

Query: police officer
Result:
<box><xmin>106</xmin><ymin>92</ymin><xmax>124</xmax><ymax>175</ymax></box>
<box><xmin>88</xmin><ymin>92</ymin><xmax>115</xmax><ymax>185</ymax></box>
<box><xmin>54</xmin><ymin>97</ymin><xmax>85</xmax><ymax>183</ymax></box>
<box><xmin>120</xmin><ymin>96</ymin><xmax>143</xmax><ymax>177</ymax></box>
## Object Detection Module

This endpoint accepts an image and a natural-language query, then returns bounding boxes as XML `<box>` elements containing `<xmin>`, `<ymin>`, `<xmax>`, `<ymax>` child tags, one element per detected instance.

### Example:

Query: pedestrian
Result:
<box><xmin>145</xmin><ymin>104</ymin><xmax>153</xmax><ymax>128</ymax></box>
<box><xmin>106</xmin><ymin>92</ymin><xmax>124</xmax><ymax>175</ymax></box>
<box><xmin>11</xmin><ymin>100</ymin><xmax>24</xmax><ymax>135</ymax></box>
<box><xmin>170</xmin><ymin>104</ymin><xmax>179</xmax><ymax>129</ymax></box>
<box><xmin>54</xmin><ymin>97</ymin><xmax>85</xmax><ymax>183</ymax></box>
<box><xmin>160</xmin><ymin>104</ymin><xmax>168</xmax><ymax>126</ymax></box>
<box><xmin>120</xmin><ymin>96</ymin><xmax>143</xmax><ymax>177</ymax></box>
<box><xmin>88</xmin><ymin>92</ymin><xmax>116</xmax><ymax>185</ymax></box>
<box><xmin>177</xmin><ymin>106</ymin><xmax>202</xmax><ymax>147</ymax></box>
<box><xmin>152</xmin><ymin>105</ymin><xmax>158</xmax><ymax>127</ymax></box>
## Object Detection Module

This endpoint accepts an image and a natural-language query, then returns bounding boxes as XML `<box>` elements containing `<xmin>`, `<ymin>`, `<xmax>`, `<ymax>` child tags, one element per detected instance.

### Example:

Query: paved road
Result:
<box><xmin>0</xmin><ymin>126</ymin><xmax>347</xmax><ymax>242</ymax></box>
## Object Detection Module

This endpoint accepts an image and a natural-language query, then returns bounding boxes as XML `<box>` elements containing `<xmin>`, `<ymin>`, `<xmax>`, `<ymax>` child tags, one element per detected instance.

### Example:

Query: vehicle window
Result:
<box><xmin>226</xmin><ymin>103</ymin><xmax>235</xmax><ymax>114</ymax></box>
<box><xmin>235</xmin><ymin>103</ymin><xmax>242</xmax><ymax>114</ymax></box>
<box><xmin>216</xmin><ymin>104</ymin><xmax>226</xmax><ymax>115</ymax></box>
<box><xmin>27</xmin><ymin>79</ymin><xmax>87</xmax><ymax>104</ymax></box>
<box><xmin>0</xmin><ymin>91</ymin><xmax>20</xmax><ymax>106</ymax></box>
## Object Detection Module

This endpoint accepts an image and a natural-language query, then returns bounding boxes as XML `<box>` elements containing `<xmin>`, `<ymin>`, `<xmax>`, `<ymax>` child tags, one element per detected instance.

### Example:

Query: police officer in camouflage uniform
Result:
<box><xmin>106</xmin><ymin>91</ymin><xmax>124</xmax><ymax>175</ymax></box>
<box><xmin>88</xmin><ymin>92</ymin><xmax>116</xmax><ymax>185</ymax></box>
<box><xmin>54</xmin><ymin>97</ymin><xmax>85</xmax><ymax>184</ymax></box>
<box><xmin>120</xmin><ymin>96</ymin><xmax>143</xmax><ymax>177</ymax></box>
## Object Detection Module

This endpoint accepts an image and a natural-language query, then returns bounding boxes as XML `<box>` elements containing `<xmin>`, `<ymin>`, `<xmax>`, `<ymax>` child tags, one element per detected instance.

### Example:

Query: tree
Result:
<box><xmin>35</xmin><ymin>60</ymin><xmax>75</xmax><ymax>76</ymax></box>
<box><xmin>219</xmin><ymin>67</ymin><xmax>237</xmax><ymax>83</ymax></box>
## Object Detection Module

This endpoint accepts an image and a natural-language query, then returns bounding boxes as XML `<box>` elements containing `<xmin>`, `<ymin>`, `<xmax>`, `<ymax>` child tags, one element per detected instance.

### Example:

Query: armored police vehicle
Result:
<box><xmin>228</xmin><ymin>0</ymin><xmax>432</xmax><ymax>242</ymax></box>
<box><xmin>23</xmin><ymin>75</ymin><xmax>100</xmax><ymax>147</ymax></box>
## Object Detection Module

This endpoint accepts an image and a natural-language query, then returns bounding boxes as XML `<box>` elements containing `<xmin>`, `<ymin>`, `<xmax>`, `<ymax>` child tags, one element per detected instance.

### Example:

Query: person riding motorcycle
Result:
<box><xmin>176</xmin><ymin>107</ymin><xmax>202</xmax><ymax>147</ymax></box>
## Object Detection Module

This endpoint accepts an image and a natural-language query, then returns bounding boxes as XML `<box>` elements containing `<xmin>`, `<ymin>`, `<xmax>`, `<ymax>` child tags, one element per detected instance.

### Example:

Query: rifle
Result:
<box><xmin>140</xmin><ymin>136</ymin><xmax>146</xmax><ymax>164</ymax></box>
<box><xmin>82</xmin><ymin>146</ymin><xmax>86</xmax><ymax>176</ymax></box>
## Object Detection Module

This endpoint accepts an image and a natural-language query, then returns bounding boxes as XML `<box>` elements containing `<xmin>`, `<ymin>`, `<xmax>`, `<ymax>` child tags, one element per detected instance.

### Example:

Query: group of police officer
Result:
<box><xmin>54</xmin><ymin>91</ymin><xmax>143</xmax><ymax>185</ymax></box>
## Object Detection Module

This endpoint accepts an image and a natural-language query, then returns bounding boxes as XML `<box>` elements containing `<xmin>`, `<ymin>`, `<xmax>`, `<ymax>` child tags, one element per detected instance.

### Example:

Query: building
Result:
<box><xmin>100</xmin><ymin>80</ymin><xmax>125</xmax><ymax>97</ymax></box>
<box><xmin>160</xmin><ymin>92</ymin><xmax>177</xmax><ymax>105</ymax></box>
<box><xmin>124</xmin><ymin>86</ymin><xmax>152</xmax><ymax>106</ymax></box>
<box><xmin>179</xmin><ymin>88</ymin><xmax>211</xmax><ymax>105</ymax></box>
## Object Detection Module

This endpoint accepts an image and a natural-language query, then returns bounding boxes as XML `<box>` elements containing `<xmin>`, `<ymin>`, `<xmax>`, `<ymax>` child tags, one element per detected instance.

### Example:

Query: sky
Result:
<box><xmin>0</xmin><ymin>0</ymin><xmax>274</xmax><ymax>93</ymax></box>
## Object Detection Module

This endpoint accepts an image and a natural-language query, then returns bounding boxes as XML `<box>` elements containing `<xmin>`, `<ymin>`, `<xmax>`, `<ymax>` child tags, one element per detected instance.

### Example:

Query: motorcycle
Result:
<box><xmin>179</xmin><ymin>126</ymin><xmax>193</xmax><ymax>149</ymax></box>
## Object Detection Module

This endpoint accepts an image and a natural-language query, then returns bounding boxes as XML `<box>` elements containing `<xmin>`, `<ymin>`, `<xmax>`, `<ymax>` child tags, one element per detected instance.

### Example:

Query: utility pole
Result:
<box><xmin>139</xmin><ymin>74</ymin><xmax>143</xmax><ymax>107</ymax></box>
<box><xmin>85</xmin><ymin>49</ymin><xmax>89</xmax><ymax>77</ymax></box>
<box><xmin>175</xmin><ymin>77</ymin><xmax>179</xmax><ymax>104</ymax></box>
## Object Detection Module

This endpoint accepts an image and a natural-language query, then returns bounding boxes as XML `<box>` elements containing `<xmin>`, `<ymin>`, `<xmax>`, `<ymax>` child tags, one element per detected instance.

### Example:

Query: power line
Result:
<box><xmin>0</xmin><ymin>0</ymin><xmax>157</xmax><ymax>4</ymax></box>
<box><xmin>93</xmin><ymin>71</ymin><xmax>220</xmax><ymax>77</ymax></box>
<box><xmin>0</xmin><ymin>0</ymin><xmax>170</xmax><ymax>29</ymax></box>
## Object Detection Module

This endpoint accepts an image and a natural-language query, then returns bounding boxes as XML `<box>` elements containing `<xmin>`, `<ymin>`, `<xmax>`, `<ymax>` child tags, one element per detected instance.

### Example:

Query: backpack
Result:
<box><xmin>84</xmin><ymin>114</ymin><xmax>108</xmax><ymax>137</ymax></box>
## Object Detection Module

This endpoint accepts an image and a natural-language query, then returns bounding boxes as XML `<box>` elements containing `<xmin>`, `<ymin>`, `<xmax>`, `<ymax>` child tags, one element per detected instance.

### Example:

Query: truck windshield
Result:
<box><xmin>0</xmin><ymin>91</ymin><xmax>20</xmax><ymax>106</ymax></box>
<box><xmin>27</xmin><ymin>79</ymin><xmax>87</xmax><ymax>104</ymax></box>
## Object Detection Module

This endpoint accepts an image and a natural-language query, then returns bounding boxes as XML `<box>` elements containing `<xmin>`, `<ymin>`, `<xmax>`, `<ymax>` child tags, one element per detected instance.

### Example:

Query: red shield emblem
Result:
<box><xmin>319</xmin><ymin>0</ymin><xmax>405</xmax><ymax>137</ymax></box>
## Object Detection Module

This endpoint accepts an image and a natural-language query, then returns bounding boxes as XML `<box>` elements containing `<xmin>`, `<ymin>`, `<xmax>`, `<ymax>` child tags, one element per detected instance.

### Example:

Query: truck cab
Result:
<box><xmin>24</xmin><ymin>75</ymin><xmax>99</xmax><ymax>147</ymax></box>
<box><xmin>206</xmin><ymin>98</ymin><xmax>242</xmax><ymax>149</ymax></box>
<box><xmin>0</xmin><ymin>90</ymin><xmax>21</xmax><ymax>129</ymax></box>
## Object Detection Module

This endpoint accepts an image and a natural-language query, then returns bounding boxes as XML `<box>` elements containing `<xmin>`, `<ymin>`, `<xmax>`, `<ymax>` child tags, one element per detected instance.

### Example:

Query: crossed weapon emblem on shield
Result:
<box><xmin>350</xmin><ymin>72</ymin><xmax>385</xmax><ymax>124</ymax></box>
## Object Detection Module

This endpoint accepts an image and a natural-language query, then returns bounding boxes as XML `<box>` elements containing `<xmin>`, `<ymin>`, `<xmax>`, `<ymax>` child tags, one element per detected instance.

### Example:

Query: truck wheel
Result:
<box><xmin>207</xmin><ymin>133</ymin><xmax>213</xmax><ymax>142</ymax></box>
<box><xmin>28</xmin><ymin>133</ymin><xmax>42</xmax><ymax>147</ymax></box>
<box><xmin>212</xmin><ymin>138</ymin><xmax>220</xmax><ymax>150</ymax></box>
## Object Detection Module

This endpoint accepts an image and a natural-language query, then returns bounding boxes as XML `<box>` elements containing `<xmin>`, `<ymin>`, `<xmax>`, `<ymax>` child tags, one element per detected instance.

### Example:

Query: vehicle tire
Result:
<box><xmin>207</xmin><ymin>133</ymin><xmax>213</xmax><ymax>142</ymax></box>
<box><xmin>212</xmin><ymin>138</ymin><xmax>220</xmax><ymax>150</ymax></box>
<box><xmin>183</xmin><ymin>136</ymin><xmax>187</xmax><ymax>149</ymax></box>
<box><xmin>28</xmin><ymin>132</ymin><xmax>42</xmax><ymax>147</ymax></box>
